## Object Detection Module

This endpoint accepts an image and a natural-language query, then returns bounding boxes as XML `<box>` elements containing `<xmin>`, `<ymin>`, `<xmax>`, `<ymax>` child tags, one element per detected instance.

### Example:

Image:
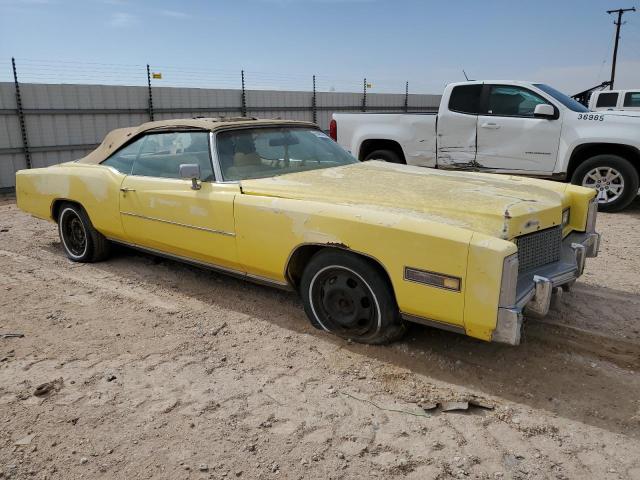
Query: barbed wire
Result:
<box><xmin>3</xmin><ymin>58</ymin><xmax>438</xmax><ymax>94</ymax></box>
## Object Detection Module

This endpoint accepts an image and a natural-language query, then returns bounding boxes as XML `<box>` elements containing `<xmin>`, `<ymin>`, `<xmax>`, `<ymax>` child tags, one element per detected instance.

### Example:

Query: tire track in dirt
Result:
<box><xmin>526</xmin><ymin>320</ymin><xmax>640</xmax><ymax>369</ymax></box>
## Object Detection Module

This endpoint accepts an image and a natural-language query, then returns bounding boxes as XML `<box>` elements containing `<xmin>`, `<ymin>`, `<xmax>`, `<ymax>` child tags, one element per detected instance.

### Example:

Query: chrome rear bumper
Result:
<box><xmin>492</xmin><ymin>231</ymin><xmax>600</xmax><ymax>345</ymax></box>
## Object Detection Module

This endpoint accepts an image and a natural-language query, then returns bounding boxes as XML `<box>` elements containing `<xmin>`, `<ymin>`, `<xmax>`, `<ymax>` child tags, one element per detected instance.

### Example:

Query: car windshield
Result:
<box><xmin>216</xmin><ymin>127</ymin><xmax>357</xmax><ymax>181</ymax></box>
<box><xmin>534</xmin><ymin>83</ymin><xmax>589</xmax><ymax>112</ymax></box>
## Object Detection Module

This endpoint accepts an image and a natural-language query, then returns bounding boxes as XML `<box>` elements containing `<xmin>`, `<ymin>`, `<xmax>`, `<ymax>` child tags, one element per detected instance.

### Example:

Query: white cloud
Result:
<box><xmin>108</xmin><ymin>12</ymin><xmax>136</xmax><ymax>28</ymax></box>
<box><xmin>160</xmin><ymin>9</ymin><xmax>190</xmax><ymax>18</ymax></box>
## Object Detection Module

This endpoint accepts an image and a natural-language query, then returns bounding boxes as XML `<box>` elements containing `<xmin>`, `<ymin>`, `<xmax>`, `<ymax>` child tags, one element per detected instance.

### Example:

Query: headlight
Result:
<box><xmin>562</xmin><ymin>208</ymin><xmax>570</xmax><ymax>228</ymax></box>
<box><xmin>585</xmin><ymin>198</ymin><xmax>597</xmax><ymax>233</ymax></box>
<box><xmin>499</xmin><ymin>253</ymin><xmax>519</xmax><ymax>307</ymax></box>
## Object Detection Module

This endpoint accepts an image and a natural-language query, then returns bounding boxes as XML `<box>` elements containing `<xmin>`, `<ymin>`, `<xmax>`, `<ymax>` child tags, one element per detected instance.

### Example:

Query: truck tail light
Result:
<box><xmin>329</xmin><ymin>119</ymin><xmax>337</xmax><ymax>141</ymax></box>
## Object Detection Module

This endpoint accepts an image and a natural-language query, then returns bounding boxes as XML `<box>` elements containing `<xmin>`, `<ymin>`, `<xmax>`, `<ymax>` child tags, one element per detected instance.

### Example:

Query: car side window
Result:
<box><xmin>101</xmin><ymin>137</ymin><xmax>145</xmax><ymax>174</ymax></box>
<box><xmin>448</xmin><ymin>85</ymin><xmax>482</xmax><ymax>114</ymax></box>
<box><xmin>486</xmin><ymin>86</ymin><xmax>549</xmax><ymax>117</ymax></box>
<box><xmin>596</xmin><ymin>92</ymin><xmax>618</xmax><ymax>108</ymax></box>
<box><xmin>130</xmin><ymin>131</ymin><xmax>215</xmax><ymax>181</ymax></box>
<box><xmin>623</xmin><ymin>92</ymin><xmax>640</xmax><ymax>108</ymax></box>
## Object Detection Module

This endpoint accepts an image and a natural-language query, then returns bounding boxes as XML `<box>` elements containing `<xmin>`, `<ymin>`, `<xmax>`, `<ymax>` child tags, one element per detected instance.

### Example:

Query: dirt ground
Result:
<box><xmin>1</xmin><ymin>194</ymin><xmax>639</xmax><ymax>480</ymax></box>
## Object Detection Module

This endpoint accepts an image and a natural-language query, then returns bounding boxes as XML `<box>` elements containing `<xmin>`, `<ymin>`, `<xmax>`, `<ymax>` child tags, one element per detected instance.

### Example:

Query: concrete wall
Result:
<box><xmin>0</xmin><ymin>82</ymin><xmax>440</xmax><ymax>189</ymax></box>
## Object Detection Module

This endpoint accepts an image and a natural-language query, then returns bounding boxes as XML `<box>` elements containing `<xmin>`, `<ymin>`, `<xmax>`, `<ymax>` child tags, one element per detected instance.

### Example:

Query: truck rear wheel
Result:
<box><xmin>571</xmin><ymin>154</ymin><xmax>639</xmax><ymax>212</ymax></box>
<box><xmin>363</xmin><ymin>149</ymin><xmax>402</xmax><ymax>164</ymax></box>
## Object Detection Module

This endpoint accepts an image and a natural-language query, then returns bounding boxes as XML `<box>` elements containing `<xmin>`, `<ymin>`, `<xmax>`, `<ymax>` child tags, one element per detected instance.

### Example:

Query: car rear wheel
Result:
<box><xmin>363</xmin><ymin>149</ymin><xmax>403</xmax><ymax>164</ymax></box>
<box><xmin>58</xmin><ymin>202</ymin><xmax>110</xmax><ymax>262</ymax></box>
<box><xmin>571</xmin><ymin>154</ymin><xmax>639</xmax><ymax>212</ymax></box>
<box><xmin>300</xmin><ymin>249</ymin><xmax>406</xmax><ymax>344</ymax></box>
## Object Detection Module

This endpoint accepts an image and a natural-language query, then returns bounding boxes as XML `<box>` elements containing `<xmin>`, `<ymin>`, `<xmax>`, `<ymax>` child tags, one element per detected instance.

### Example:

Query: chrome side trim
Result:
<box><xmin>106</xmin><ymin>238</ymin><xmax>292</xmax><ymax>291</ymax></box>
<box><xmin>401</xmin><ymin>312</ymin><xmax>466</xmax><ymax>335</ymax></box>
<box><xmin>120</xmin><ymin>211</ymin><xmax>235</xmax><ymax>237</ymax></box>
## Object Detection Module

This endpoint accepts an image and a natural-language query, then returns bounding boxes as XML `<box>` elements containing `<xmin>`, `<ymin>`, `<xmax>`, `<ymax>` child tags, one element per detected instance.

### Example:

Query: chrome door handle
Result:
<box><xmin>120</xmin><ymin>187</ymin><xmax>136</xmax><ymax>192</ymax></box>
<box><xmin>480</xmin><ymin>122</ymin><xmax>501</xmax><ymax>129</ymax></box>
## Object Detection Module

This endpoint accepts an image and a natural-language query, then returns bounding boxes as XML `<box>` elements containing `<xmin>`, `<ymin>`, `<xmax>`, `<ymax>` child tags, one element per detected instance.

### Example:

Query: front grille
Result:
<box><xmin>515</xmin><ymin>226</ymin><xmax>562</xmax><ymax>272</ymax></box>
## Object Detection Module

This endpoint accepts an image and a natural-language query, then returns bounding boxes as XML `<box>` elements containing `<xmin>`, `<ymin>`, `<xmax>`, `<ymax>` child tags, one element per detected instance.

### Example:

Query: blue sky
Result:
<box><xmin>1</xmin><ymin>0</ymin><xmax>639</xmax><ymax>94</ymax></box>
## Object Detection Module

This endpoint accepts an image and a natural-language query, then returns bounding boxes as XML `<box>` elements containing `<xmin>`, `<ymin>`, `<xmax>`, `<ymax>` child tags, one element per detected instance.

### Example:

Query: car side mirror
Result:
<box><xmin>179</xmin><ymin>163</ymin><xmax>201</xmax><ymax>190</ymax></box>
<box><xmin>534</xmin><ymin>104</ymin><xmax>556</xmax><ymax>119</ymax></box>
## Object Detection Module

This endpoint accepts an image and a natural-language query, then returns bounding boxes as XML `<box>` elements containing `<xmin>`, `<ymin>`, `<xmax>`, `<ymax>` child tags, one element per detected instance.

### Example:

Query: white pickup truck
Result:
<box><xmin>589</xmin><ymin>89</ymin><xmax>640</xmax><ymax>112</ymax></box>
<box><xmin>331</xmin><ymin>80</ymin><xmax>640</xmax><ymax>211</ymax></box>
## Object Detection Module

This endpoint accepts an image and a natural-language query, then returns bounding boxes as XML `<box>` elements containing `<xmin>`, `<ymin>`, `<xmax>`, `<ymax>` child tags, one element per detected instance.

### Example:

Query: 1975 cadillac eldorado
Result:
<box><xmin>15</xmin><ymin>117</ymin><xmax>600</xmax><ymax>345</ymax></box>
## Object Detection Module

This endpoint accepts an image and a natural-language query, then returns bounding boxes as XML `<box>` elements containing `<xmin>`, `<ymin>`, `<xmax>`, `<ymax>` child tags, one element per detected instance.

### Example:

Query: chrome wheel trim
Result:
<box><xmin>59</xmin><ymin>208</ymin><xmax>88</xmax><ymax>260</ymax></box>
<box><xmin>581</xmin><ymin>167</ymin><xmax>624</xmax><ymax>204</ymax></box>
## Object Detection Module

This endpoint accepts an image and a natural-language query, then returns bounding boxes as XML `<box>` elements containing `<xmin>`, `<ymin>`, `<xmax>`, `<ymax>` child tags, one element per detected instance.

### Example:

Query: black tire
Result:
<box><xmin>571</xmin><ymin>154</ymin><xmax>639</xmax><ymax>212</ymax></box>
<box><xmin>57</xmin><ymin>202</ymin><xmax>110</xmax><ymax>262</ymax></box>
<box><xmin>363</xmin><ymin>149</ymin><xmax>403</xmax><ymax>164</ymax></box>
<box><xmin>300</xmin><ymin>249</ymin><xmax>406</xmax><ymax>345</ymax></box>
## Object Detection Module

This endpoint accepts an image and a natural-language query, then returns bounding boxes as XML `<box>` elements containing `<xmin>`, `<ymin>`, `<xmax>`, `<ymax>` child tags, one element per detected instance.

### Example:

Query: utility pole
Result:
<box><xmin>607</xmin><ymin>7</ymin><xmax>636</xmax><ymax>89</ymax></box>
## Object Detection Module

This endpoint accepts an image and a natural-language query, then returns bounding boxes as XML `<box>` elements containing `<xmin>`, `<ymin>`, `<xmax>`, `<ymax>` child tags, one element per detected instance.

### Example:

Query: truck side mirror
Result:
<box><xmin>534</xmin><ymin>104</ymin><xmax>556</xmax><ymax>119</ymax></box>
<box><xmin>179</xmin><ymin>163</ymin><xmax>201</xmax><ymax>190</ymax></box>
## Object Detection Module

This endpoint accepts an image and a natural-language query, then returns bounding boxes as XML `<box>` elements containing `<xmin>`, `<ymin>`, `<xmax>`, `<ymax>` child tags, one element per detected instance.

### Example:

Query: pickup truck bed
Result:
<box><xmin>334</xmin><ymin>113</ymin><xmax>438</xmax><ymax>167</ymax></box>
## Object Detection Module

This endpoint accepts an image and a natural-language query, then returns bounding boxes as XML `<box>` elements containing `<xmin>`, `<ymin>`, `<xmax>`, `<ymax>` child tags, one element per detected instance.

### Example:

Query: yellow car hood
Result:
<box><xmin>240</xmin><ymin>161</ymin><xmax>568</xmax><ymax>239</ymax></box>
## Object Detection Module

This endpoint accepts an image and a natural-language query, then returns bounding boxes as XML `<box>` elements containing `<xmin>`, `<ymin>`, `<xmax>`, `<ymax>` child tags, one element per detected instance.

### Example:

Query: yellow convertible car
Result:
<box><xmin>16</xmin><ymin>117</ymin><xmax>600</xmax><ymax>345</ymax></box>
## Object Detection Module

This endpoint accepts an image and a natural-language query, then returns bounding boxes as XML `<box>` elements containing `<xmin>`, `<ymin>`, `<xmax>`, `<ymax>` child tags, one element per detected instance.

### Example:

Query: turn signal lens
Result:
<box><xmin>443</xmin><ymin>277</ymin><xmax>461</xmax><ymax>290</ymax></box>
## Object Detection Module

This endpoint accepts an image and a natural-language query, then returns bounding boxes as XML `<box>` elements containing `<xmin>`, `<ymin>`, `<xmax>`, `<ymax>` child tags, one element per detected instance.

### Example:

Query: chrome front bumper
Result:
<box><xmin>492</xmin><ymin>231</ymin><xmax>600</xmax><ymax>345</ymax></box>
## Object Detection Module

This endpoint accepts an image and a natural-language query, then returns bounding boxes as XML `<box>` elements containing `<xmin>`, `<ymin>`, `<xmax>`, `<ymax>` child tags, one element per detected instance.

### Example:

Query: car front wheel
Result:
<box><xmin>571</xmin><ymin>154</ymin><xmax>639</xmax><ymax>212</ymax></box>
<box><xmin>300</xmin><ymin>249</ymin><xmax>406</xmax><ymax>344</ymax></box>
<box><xmin>58</xmin><ymin>202</ymin><xmax>110</xmax><ymax>262</ymax></box>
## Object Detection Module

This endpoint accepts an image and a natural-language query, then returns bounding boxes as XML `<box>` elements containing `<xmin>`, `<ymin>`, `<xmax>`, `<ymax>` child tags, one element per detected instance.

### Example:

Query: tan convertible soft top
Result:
<box><xmin>78</xmin><ymin>117</ymin><xmax>316</xmax><ymax>164</ymax></box>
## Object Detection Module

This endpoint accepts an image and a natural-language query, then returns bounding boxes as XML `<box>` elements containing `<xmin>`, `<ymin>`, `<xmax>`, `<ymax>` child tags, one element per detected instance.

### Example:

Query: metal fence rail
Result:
<box><xmin>0</xmin><ymin>58</ymin><xmax>441</xmax><ymax>189</ymax></box>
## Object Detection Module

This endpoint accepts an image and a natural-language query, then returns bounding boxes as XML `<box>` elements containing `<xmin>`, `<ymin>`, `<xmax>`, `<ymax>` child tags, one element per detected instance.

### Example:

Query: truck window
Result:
<box><xmin>486</xmin><ymin>85</ymin><xmax>548</xmax><ymax>117</ymax></box>
<box><xmin>448</xmin><ymin>85</ymin><xmax>482</xmax><ymax>114</ymax></box>
<box><xmin>596</xmin><ymin>92</ymin><xmax>618</xmax><ymax>108</ymax></box>
<box><xmin>623</xmin><ymin>92</ymin><xmax>640</xmax><ymax>107</ymax></box>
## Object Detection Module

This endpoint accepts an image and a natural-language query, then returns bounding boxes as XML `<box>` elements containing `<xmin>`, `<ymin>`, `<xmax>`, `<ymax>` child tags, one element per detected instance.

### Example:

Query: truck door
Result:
<box><xmin>436</xmin><ymin>83</ymin><xmax>482</xmax><ymax>167</ymax></box>
<box><xmin>475</xmin><ymin>84</ymin><xmax>561</xmax><ymax>173</ymax></box>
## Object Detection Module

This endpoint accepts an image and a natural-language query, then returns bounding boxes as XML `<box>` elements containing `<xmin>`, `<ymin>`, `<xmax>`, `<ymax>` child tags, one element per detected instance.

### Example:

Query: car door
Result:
<box><xmin>436</xmin><ymin>83</ymin><xmax>482</xmax><ymax>167</ymax></box>
<box><xmin>115</xmin><ymin>130</ymin><xmax>241</xmax><ymax>271</ymax></box>
<box><xmin>475</xmin><ymin>84</ymin><xmax>561</xmax><ymax>173</ymax></box>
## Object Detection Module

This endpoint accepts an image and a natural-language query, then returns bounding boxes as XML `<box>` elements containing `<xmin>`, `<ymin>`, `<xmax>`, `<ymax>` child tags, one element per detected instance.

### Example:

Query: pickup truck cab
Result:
<box><xmin>332</xmin><ymin>80</ymin><xmax>640</xmax><ymax>211</ymax></box>
<box><xmin>589</xmin><ymin>89</ymin><xmax>640</xmax><ymax>111</ymax></box>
